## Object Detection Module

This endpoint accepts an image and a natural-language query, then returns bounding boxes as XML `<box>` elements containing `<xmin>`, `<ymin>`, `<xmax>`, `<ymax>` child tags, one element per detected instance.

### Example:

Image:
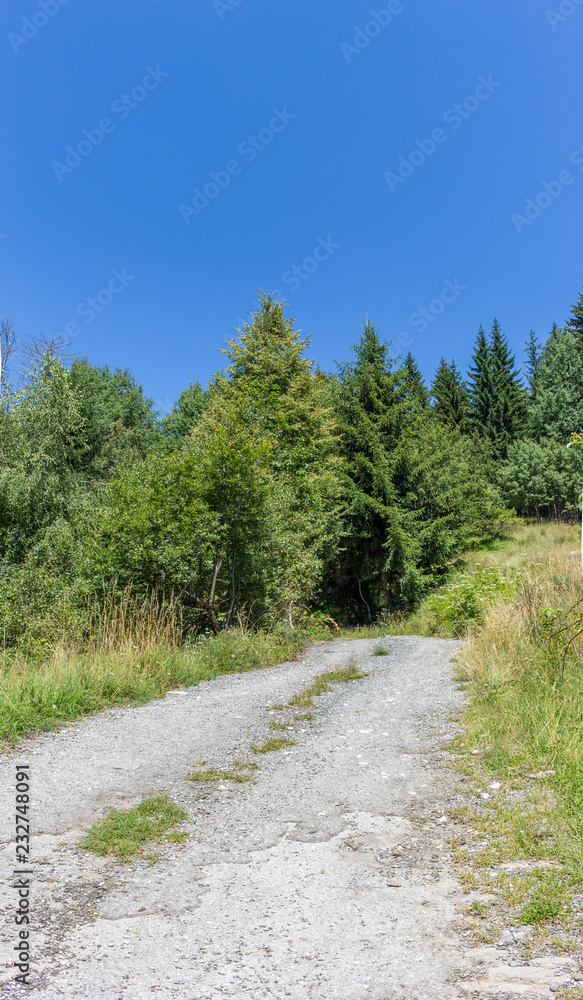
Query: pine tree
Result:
<box><xmin>467</xmin><ymin>321</ymin><xmax>527</xmax><ymax>459</ymax></box>
<box><xmin>525</xmin><ymin>331</ymin><xmax>541</xmax><ymax>402</ymax></box>
<box><xmin>565</xmin><ymin>288</ymin><xmax>583</xmax><ymax>345</ymax></box>
<box><xmin>431</xmin><ymin>357</ymin><xmax>472</xmax><ymax>432</ymax></box>
<box><xmin>488</xmin><ymin>319</ymin><xmax>528</xmax><ymax>459</ymax></box>
<box><xmin>531</xmin><ymin>323</ymin><xmax>583</xmax><ymax>443</ymax></box>
<box><xmin>332</xmin><ymin>320</ymin><xmax>414</xmax><ymax>618</ymax></box>
<box><xmin>398</xmin><ymin>352</ymin><xmax>430</xmax><ymax>409</ymax></box>
<box><xmin>467</xmin><ymin>326</ymin><xmax>493</xmax><ymax>437</ymax></box>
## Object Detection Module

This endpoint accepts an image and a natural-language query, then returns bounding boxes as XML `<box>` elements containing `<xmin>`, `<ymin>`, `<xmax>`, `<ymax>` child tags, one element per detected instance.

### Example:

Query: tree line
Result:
<box><xmin>0</xmin><ymin>288</ymin><xmax>582</xmax><ymax>645</ymax></box>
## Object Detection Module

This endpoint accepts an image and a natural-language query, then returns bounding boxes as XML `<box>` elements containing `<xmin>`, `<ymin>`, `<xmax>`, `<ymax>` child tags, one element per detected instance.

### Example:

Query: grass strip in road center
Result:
<box><xmin>287</xmin><ymin>663</ymin><xmax>368</xmax><ymax>709</ymax></box>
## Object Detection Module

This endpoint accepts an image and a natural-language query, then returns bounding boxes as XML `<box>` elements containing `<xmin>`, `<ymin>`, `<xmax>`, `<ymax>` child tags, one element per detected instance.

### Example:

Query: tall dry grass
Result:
<box><xmin>0</xmin><ymin>585</ymin><xmax>310</xmax><ymax>745</ymax></box>
<box><xmin>454</xmin><ymin>525</ymin><xmax>583</xmax><ymax>876</ymax></box>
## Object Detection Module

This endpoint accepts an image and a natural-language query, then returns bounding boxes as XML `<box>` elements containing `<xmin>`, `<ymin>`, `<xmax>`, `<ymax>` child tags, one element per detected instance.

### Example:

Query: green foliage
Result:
<box><xmin>423</xmin><ymin>566</ymin><xmax>519</xmax><ymax>637</ymax></box>
<box><xmin>87</xmin><ymin>400</ymin><xmax>274</xmax><ymax>633</ymax></box>
<box><xmin>530</xmin><ymin>325</ymin><xmax>583</xmax><ymax>444</ymax></box>
<box><xmin>398</xmin><ymin>351</ymin><xmax>430</xmax><ymax>408</ymax></box>
<box><xmin>329</xmin><ymin>321</ymin><xmax>506</xmax><ymax>620</ymax></box>
<box><xmin>498</xmin><ymin>437</ymin><xmax>583</xmax><ymax>518</ymax></box>
<box><xmin>159</xmin><ymin>381</ymin><xmax>207</xmax><ymax>442</ymax></box>
<box><xmin>431</xmin><ymin>357</ymin><xmax>473</xmax><ymax>433</ymax></box>
<box><xmin>0</xmin><ymin>355</ymin><xmax>85</xmax><ymax>563</ymax></box>
<box><xmin>68</xmin><ymin>359</ymin><xmax>159</xmax><ymax>477</ymax></box>
<box><xmin>468</xmin><ymin>321</ymin><xmax>528</xmax><ymax>459</ymax></box>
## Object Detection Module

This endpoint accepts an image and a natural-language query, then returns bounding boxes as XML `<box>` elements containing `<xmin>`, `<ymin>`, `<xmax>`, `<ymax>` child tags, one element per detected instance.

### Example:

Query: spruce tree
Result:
<box><xmin>468</xmin><ymin>321</ymin><xmax>527</xmax><ymax>459</ymax></box>
<box><xmin>525</xmin><ymin>331</ymin><xmax>541</xmax><ymax>402</ymax></box>
<box><xmin>467</xmin><ymin>326</ymin><xmax>493</xmax><ymax>437</ymax></box>
<box><xmin>431</xmin><ymin>357</ymin><xmax>472</xmax><ymax>433</ymax></box>
<box><xmin>531</xmin><ymin>322</ymin><xmax>583</xmax><ymax>443</ymax></box>
<box><xmin>220</xmin><ymin>291</ymin><xmax>312</xmax><ymax>394</ymax></box>
<box><xmin>488</xmin><ymin>319</ymin><xmax>528</xmax><ymax>459</ymax></box>
<box><xmin>332</xmin><ymin>320</ymin><xmax>414</xmax><ymax>618</ymax></box>
<box><xmin>565</xmin><ymin>288</ymin><xmax>583</xmax><ymax>345</ymax></box>
<box><xmin>398</xmin><ymin>352</ymin><xmax>430</xmax><ymax>409</ymax></box>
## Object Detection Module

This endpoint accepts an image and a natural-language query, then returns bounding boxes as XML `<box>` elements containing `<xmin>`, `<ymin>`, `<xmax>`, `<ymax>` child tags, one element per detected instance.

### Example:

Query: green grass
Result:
<box><xmin>81</xmin><ymin>795</ymin><xmax>188</xmax><ymax>862</ymax></box>
<box><xmin>439</xmin><ymin>522</ymin><xmax>583</xmax><ymax>948</ymax></box>
<box><xmin>187</xmin><ymin>759</ymin><xmax>257</xmax><ymax>782</ymax></box>
<box><xmin>250</xmin><ymin>735</ymin><xmax>296</xmax><ymax>753</ymax></box>
<box><xmin>0</xmin><ymin>629</ymin><xmax>311</xmax><ymax>746</ymax></box>
<box><xmin>373</xmin><ymin>645</ymin><xmax>390</xmax><ymax>656</ymax></box>
<box><xmin>288</xmin><ymin>663</ymin><xmax>368</xmax><ymax>708</ymax></box>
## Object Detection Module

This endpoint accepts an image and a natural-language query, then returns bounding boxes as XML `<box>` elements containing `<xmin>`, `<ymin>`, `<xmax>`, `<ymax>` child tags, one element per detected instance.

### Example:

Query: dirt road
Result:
<box><xmin>0</xmin><ymin>636</ymin><xmax>572</xmax><ymax>998</ymax></box>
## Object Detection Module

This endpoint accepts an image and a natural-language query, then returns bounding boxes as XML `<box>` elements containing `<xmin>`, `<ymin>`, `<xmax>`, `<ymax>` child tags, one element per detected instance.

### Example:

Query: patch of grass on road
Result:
<box><xmin>373</xmin><ymin>645</ymin><xmax>390</xmax><ymax>656</ymax></box>
<box><xmin>81</xmin><ymin>795</ymin><xmax>188</xmax><ymax>863</ymax></box>
<box><xmin>288</xmin><ymin>663</ymin><xmax>368</xmax><ymax>708</ymax></box>
<box><xmin>250</xmin><ymin>735</ymin><xmax>296</xmax><ymax>753</ymax></box>
<box><xmin>188</xmin><ymin>759</ymin><xmax>257</xmax><ymax>782</ymax></box>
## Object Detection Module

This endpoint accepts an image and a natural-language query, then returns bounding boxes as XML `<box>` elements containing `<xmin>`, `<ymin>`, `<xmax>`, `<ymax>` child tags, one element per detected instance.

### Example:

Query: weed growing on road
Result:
<box><xmin>267</xmin><ymin>721</ymin><xmax>295</xmax><ymax>731</ymax></box>
<box><xmin>250</xmin><ymin>736</ymin><xmax>296</xmax><ymax>753</ymax></box>
<box><xmin>188</xmin><ymin>760</ymin><xmax>257</xmax><ymax>783</ymax></box>
<box><xmin>288</xmin><ymin>663</ymin><xmax>368</xmax><ymax>708</ymax></box>
<box><xmin>373</xmin><ymin>645</ymin><xmax>390</xmax><ymax>655</ymax></box>
<box><xmin>81</xmin><ymin>795</ymin><xmax>188</xmax><ymax>862</ymax></box>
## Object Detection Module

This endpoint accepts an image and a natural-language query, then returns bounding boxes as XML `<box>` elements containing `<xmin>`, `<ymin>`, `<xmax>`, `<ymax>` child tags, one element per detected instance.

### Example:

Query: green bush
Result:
<box><xmin>423</xmin><ymin>566</ymin><xmax>519</xmax><ymax>637</ymax></box>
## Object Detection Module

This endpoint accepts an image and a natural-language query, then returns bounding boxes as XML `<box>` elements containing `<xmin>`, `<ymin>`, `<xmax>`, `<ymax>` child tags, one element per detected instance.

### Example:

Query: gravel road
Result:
<box><xmin>0</xmin><ymin>635</ymin><xmax>569</xmax><ymax>999</ymax></box>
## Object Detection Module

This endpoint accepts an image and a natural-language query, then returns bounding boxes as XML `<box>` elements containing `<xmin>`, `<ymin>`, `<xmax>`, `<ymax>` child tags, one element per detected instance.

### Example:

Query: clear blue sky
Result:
<box><xmin>1</xmin><ymin>0</ymin><xmax>582</xmax><ymax>413</ymax></box>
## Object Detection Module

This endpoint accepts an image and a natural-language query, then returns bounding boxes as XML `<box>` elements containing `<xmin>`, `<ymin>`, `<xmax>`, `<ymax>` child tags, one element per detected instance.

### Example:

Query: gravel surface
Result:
<box><xmin>0</xmin><ymin>635</ymin><xmax>570</xmax><ymax>999</ymax></box>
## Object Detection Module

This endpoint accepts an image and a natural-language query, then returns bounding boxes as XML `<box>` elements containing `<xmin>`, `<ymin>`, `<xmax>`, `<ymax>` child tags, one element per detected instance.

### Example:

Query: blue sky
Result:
<box><xmin>1</xmin><ymin>0</ymin><xmax>582</xmax><ymax>413</ymax></box>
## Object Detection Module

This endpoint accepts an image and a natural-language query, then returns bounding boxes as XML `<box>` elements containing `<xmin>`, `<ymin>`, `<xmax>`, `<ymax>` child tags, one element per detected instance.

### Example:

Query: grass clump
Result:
<box><xmin>288</xmin><ymin>663</ymin><xmax>367</xmax><ymax>708</ymax></box>
<box><xmin>188</xmin><ymin>759</ymin><xmax>257</xmax><ymax>782</ymax></box>
<box><xmin>373</xmin><ymin>645</ymin><xmax>390</xmax><ymax>656</ymax></box>
<box><xmin>250</xmin><ymin>735</ymin><xmax>295</xmax><ymax>753</ymax></box>
<box><xmin>81</xmin><ymin>795</ymin><xmax>188</xmax><ymax>862</ymax></box>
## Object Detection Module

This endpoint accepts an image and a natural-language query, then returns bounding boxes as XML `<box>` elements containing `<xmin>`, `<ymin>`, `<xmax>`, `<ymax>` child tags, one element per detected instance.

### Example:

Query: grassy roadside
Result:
<box><xmin>414</xmin><ymin>521</ymin><xmax>583</xmax><ymax>969</ymax></box>
<box><xmin>0</xmin><ymin>614</ymin><xmax>385</xmax><ymax>747</ymax></box>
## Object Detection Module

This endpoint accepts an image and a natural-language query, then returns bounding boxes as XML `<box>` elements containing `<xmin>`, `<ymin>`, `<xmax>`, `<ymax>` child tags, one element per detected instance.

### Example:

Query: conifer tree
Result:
<box><xmin>467</xmin><ymin>326</ymin><xmax>492</xmax><ymax>437</ymax></box>
<box><xmin>468</xmin><ymin>321</ymin><xmax>527</xmax><ymax>459</ymax></box>
<box><xmin>398</xmin><ymin>352</ymin><xmax>430</xmax><ymax>409</ymax></box>
<box><xmin>565</xmin><ymin>288</ymin><xmax>583</xmax><ymax>344</ymax></box>
<box><xmin>531</xmin><ymin>319</ymin><xmax>583</xmax><ymax>443</ymax></box>
<box><xmin>332</xmin><ymin>321</ymin><xmax>413</xmax><ymax>618</ymax></box>
<box><xmin>488</xmin><ymin>319</ymin><xmax>528</xmax><ymax>459</ymax></box>
<box><xmin>525</xmin><ymin>331</ymin><xmax>541</xmax><ymax>402</ymax></box>
<box><xmin>431</xmin><ymin>357</ymin><xmax>472</xmax><ymax>433</ymax></box>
